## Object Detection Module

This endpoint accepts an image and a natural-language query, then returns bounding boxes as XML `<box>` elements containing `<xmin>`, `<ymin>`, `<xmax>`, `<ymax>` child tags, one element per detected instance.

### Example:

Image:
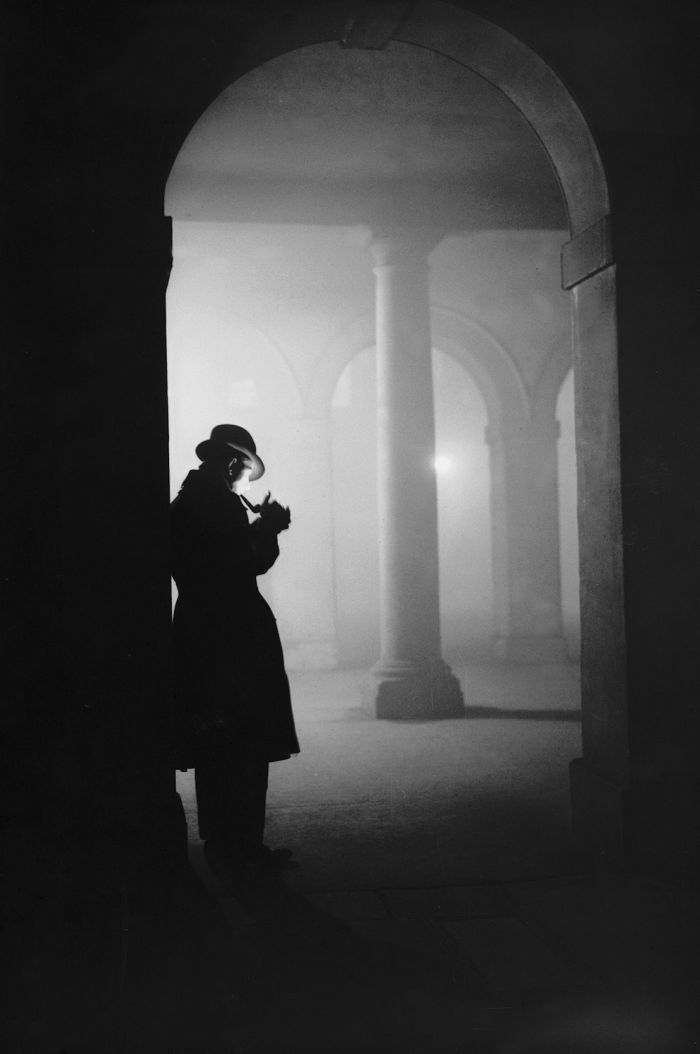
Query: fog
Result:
<box><xmin>165</xmin><ymin>40</ymin><xmax>579</xmax><ymax>671</ymax></box>
<box><xmin>166</xmin><ymin>221</ymin><xmax>579</xmax><ymax>668</ymax></box>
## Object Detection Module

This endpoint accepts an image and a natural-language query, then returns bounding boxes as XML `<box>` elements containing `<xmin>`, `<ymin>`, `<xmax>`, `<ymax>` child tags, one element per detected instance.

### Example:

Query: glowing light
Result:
<box><xmin>433</xmin><ymin>455</ymin><xmax>452</xmax><ymax>475</ymax></box>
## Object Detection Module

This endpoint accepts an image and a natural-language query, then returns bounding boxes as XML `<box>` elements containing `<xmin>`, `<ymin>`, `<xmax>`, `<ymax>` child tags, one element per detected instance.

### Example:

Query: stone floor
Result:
<box><xmin>5</xmin><ymin>664</ymin><xmax>699</xmax><ymax>1052</ymax></box>
<box><xmin>203</xmin><ymin>869</ymin><xmax>700</xmax><ymax>1053</ymax></box>
<box><xmin>174</xmin><ymin>665</ymin><xmax>698</xmax><ymax>1053</ymax></box>
<box><xmin>179</xmin><ymin>662</ymin><xmax>585</xmax><ymax>888</ymax></box>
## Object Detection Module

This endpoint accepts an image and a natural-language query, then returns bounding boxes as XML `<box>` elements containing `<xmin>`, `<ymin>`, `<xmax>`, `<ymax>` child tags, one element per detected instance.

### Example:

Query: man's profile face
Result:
<box><xmin>228</xmin><ymin>455</ymin><xmax>253</xmax><ymax>495</ymax></box>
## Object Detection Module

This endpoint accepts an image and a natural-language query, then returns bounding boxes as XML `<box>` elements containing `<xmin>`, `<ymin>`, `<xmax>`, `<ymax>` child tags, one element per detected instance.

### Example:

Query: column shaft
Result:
<box><xmin>366</xmin><ymin>232</ymin><xmax>463</xmax><ymax>718</ymax></box>
<box><xmin>375</xmin><ymin>243</ymin><xmax>440</xmax><ymax>660</ymax></box>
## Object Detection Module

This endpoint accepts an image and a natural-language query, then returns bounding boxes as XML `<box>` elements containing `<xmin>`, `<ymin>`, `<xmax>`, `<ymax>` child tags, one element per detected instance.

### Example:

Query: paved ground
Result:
<box><xmin>179</xmin><ymin>663</ymin><xmax>584</xmax><ymax>888</ymax></box>
<box><xmin>6</xmin><ymin>665</ymin><xmax>698</xmax><ymax>1051</ymax></box>
<box><xmin>204</xmin><ymin>868</ymin><xmax>700</xmax><ymax>1053</ymax></box>
<box><xmin>172</xmin><ymin>666</ymin><xmax>697</xmax><ymax>1052</ymax></box>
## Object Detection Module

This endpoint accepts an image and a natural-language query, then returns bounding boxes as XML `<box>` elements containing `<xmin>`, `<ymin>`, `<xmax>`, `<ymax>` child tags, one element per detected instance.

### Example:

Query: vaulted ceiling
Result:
<box><xmin>166</xmin><ymin>41</ymin><xmax>566</xmax><ymax>230</ymax></box>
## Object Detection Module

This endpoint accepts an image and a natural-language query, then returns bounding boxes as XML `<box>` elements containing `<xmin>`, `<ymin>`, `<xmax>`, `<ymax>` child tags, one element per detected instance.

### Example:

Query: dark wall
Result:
<box><xmin>2</xmin><ymin>0</ymin><xmax>698</xmax><ymax>871</ymax></box>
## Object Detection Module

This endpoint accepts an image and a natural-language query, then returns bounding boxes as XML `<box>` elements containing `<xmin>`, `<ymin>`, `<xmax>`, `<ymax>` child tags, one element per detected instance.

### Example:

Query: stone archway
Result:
<box><xmin>314</xmin><ymin>309</ymin><xmax>508</xmax><ymax>666</ymax></box>
<box><xmin>307</xmin><ymin>306</ymin><xmax>528</xmax><ymax>426</ymax></box>
<box><xmin>311</xmin><ymin>304</ymin><xmax>569</xmax><ymax>664</ymax></box>
<box><xmin>163</xmin><ymin>0</ymin><xmax>622</xmax><ymax>854</ymax></box>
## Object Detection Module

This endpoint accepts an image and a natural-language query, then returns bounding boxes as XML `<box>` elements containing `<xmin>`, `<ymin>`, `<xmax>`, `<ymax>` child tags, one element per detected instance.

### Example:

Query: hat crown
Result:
<box><xmin>208</xmin><ymin>424</ymin><xmax>257</xmax><ymax>454</ymax></box>
<box><xmin>195</xmin><ymin>423</ymin><xmax>265</xmax><ymax>480</ymax></box>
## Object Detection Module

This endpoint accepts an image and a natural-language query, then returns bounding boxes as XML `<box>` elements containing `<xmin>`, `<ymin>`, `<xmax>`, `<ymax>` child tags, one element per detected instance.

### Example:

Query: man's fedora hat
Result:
<box><xmin>195</xmin><ymin>424</ymin><xmax>265</xmax><ymax>480</ymax></box>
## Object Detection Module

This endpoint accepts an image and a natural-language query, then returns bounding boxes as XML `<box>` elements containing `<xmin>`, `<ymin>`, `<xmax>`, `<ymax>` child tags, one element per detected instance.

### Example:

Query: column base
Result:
<box><xmin>363</xmin><ymin>659</ymin><xmax>465</xmax><ymax>720</ymax></box>
<box><xmin>493</xmin><ymin>634</ymin><xmax>570</xmax><ymax>663</ymax></box>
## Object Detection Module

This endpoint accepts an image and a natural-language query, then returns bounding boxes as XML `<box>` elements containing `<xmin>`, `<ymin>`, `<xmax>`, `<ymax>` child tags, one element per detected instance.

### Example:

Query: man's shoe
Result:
<box><xmin>267</xmin><ymin>847</ymin><xmax>298</xmax><ymax>871</ymax></box>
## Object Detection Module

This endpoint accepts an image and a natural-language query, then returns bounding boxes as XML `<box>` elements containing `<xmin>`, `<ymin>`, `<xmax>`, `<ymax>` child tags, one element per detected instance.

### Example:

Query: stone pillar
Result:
<box><xmin>51</xmin><ymin>210</ymin><xmax>187</xmax><ymax>860</ymax></box>
<box><xmin>364</xmin><ymin>230</ymin><xmax>464</xmax><ymax>719</ymax></box>
<box><xmin>487</xmin><ymin>417</ymin><xmax>569</xmax><ymax>662</ymax></box>
<box><xmin>563</xmin><ymin>226</ymin><xmax>629</xmax><ymax>869</ymax></box>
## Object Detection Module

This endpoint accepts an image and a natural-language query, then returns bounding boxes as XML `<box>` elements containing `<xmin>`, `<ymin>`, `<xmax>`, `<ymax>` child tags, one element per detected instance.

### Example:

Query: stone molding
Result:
<box><xmin>561</xmin><ymin>215</ymin><xmax>613</xmax><ymax>289</ymax></box>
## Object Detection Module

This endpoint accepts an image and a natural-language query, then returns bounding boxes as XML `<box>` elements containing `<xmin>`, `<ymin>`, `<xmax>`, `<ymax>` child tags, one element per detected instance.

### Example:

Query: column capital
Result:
<box><xmin>369</xmin><ymin>226</ymin><xmax>445</xmax><ymax>267</ymax></box>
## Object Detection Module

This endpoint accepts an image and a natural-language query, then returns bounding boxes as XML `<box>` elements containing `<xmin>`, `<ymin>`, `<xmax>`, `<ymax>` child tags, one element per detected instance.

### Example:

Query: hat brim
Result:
<box><xmin>195</xmin><ymin>439</ymin><xmax>265</xmax><ymax>480</ymax></box>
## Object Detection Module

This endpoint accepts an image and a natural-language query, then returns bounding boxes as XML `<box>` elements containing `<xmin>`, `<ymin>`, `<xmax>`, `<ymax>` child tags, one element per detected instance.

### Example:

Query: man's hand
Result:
<box><xmin>258</xmin><ymin>492</ymin><xmax>291</xmax><ymax>532</ymax></box>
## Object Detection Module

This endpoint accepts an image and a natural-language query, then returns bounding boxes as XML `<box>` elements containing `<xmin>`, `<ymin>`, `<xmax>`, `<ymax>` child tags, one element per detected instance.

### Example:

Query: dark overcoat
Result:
<box><xmin>170</xmin><ymin>467</ymin><xmax>299</xmax><ymax>767</ymax></box>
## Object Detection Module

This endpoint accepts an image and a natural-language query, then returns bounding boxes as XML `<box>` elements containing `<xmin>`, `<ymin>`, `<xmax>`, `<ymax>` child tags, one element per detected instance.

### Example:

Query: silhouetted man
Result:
<box><xmin>170</xmin><ymin>424</ymin><xmax>299</xmax><ymax>879</ymax></box>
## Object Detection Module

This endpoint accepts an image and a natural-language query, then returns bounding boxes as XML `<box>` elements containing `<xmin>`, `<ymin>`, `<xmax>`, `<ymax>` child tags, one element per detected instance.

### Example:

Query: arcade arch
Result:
<box><xmin>164</xmin><ymin>2</ymin><xmax>622</xmax><ymax>837</ymax></box>
<box><xmin>314</xmin><ymin>305</ymin><xmax>575</xmax><ymax>665</ymax></box>
<box><xmin>330</xmin><ymin>340</ymin><xmax>493</xmax><ymax>666</ymax></box>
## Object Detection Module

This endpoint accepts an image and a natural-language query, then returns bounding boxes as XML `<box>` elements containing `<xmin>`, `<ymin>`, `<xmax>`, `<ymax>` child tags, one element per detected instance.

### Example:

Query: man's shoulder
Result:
<box><xmin>172</xmin><ymin>469</ymin><xmax>219</xmax><ymax>502</ymax></box>
<box><xmin>170</xmin><ymin>471</ymin><xmax>198</xmax><ymax>511</ymax></box>
<box><xmin>171</xmin><ymin>471</ymin><xmax>248</xmax><ymax>527</ymax></box>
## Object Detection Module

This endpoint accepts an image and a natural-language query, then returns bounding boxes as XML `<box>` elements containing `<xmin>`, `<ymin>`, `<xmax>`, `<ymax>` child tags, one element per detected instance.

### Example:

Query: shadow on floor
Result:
<box><xmin>464</xmin><ymin>707</ymin><xmax>582</xmax><ymax>722</ymax></box>
<box><xmin>6</xmin><ymin>829</ymin><xmax>698</xmax><ymax>1054</ymax></box>
<box><xmin>3</xmin><ymin>845</ymin><xmax>518</xmax><ymax>1053</ymax></box>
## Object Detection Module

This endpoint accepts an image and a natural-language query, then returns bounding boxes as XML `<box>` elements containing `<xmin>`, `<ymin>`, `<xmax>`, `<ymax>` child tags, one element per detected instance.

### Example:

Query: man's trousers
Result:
<box><xmin>194</xmin><ymin>740</ymin><xmax>269</xmax><ymax>859</ymax></box>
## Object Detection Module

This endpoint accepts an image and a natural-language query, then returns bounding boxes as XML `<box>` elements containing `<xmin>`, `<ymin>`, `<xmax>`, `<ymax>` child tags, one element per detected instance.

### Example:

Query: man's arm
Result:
<box><xmin>249</xmin><ymin>518</ymin><xmax>281</xmax><ymax>575</ymax></box>
<box><xmin>248</xmin><ymin>495</ymin><xmax>291</xmax><ymax>573</ymax></box>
